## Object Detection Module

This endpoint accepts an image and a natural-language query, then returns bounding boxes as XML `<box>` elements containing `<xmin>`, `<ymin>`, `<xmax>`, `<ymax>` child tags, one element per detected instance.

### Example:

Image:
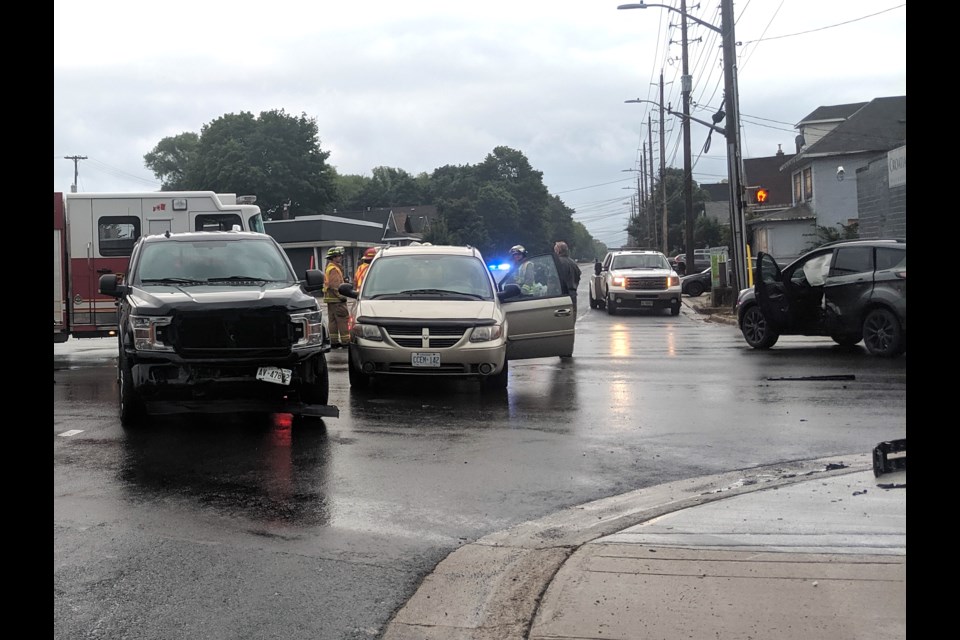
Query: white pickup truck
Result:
<box><xmin>588</xmin><ymin>248</ymin><xmax>682</xmax><ymax>316</ymax></box>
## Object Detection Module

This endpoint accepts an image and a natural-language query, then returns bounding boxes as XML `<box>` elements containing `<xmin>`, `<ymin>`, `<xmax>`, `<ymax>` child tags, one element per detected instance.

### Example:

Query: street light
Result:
<box><xmin>618</xmin><ymin>0</ymin><xmax>749</xmax><ymax>293</ymax></box>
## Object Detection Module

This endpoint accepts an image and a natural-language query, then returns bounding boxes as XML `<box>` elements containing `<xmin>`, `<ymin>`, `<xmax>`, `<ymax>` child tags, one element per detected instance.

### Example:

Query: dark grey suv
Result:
<box><xmin>734</xmin><ymin>239</ymin><xmax>906</xmax><ymax>357</ymax></box>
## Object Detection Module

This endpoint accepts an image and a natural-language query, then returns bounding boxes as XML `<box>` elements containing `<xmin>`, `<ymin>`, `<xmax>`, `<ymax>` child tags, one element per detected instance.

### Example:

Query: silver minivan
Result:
<box><xmin>339</xmin><ymin>244</ymin><xmax>576</xmax><ymax>390</ymax></box>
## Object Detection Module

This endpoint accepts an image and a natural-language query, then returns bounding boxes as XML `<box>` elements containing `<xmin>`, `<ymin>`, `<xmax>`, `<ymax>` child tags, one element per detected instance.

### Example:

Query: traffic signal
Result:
<box><xmin>755</xmin><ymin>187</ymin><xmax>769</xmax><ymax>204</ymax></box>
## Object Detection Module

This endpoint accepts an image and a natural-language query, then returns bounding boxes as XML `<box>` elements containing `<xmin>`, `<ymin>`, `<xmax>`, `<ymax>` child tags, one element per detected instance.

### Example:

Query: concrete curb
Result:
<box><xmin>381</xmin><ymin>453</ymin><xmax>873</xmax><ymax>640</ymax></box>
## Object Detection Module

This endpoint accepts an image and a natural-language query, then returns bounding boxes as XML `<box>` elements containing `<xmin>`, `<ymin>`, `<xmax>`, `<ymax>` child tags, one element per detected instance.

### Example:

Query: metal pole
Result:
<box><xmin>680</xmin><ymin>0</ymin><xmax>695</xmax><ymax>277</ymax></box>
<box><xmin>658</xmin><ymin>73</ymin><xmax>668</xmax><ymax>255</ymax></box>
<box><xmin>721</xmin><ymin>0</ymin><xmax>747</xmax><ymax>291</ymax></box>
<box><xmin>647</xmin><ymin>118</ymin><xmax>655</xmax><ymax>248</ymax></box>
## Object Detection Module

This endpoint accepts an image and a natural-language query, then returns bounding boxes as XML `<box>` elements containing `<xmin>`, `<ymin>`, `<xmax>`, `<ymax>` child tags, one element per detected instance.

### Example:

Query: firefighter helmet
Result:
<box><xmin>326</xmin><ymin>246</ymin><xmax>344</xmax><ymax>259</ymax></box>
<box><xmin>362</xmin><ymin>247</ymin><xmax>378</xmax><ymax>260</ymax></box>
<box><xmin>509</xmin><ymin>244</ymin><xmax>527</xmax><ymax>256</ymax></box>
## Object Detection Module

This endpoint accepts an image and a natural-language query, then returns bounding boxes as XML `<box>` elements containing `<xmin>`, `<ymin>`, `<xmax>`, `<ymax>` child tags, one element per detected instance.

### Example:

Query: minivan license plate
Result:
<box><xmin>412</xmin><ymin>352</ymin><xmax>441</xmax><ymax>367</ymax></box>
<box><xmin>257</xmin><ymin>366</ymin><xmax>292</xmax><ymax>385</ymax></box>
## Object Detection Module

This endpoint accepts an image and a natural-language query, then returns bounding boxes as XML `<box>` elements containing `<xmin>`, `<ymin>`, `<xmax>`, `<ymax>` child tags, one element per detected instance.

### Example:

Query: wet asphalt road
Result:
<box><xmin>54</xmin><ymin>288</ymin><xmax>906</xmax><ymax>640</ymax></box>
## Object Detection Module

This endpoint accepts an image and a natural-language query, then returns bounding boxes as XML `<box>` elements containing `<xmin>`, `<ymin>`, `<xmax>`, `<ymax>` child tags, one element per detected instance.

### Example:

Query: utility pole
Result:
<box><xmin>647</xmin><ymin>119</ymin><xmax>655</xmax><ymax>248</ymax></box>
<box><xmin>680</xmin><ymin>0</ymin><xmax>695</xmax><ymax>277</ymax></box>
<box><xmin>720</xmin><ymin>0</ymin><xmax>747</xmax><ymax>291</ymax></box>
<box><xmin>64</xmin><ymin>155</ymin><xmax>87</xmax><ymax>193</ymax></box>
<box><xmin>658</xmin><ymin>73</ymin><xmax>668</xmax><ymax>255</ymax></box>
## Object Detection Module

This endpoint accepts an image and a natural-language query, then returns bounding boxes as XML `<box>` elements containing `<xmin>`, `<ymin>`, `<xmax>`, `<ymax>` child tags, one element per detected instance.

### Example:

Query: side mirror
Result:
<box><xmin>498</xmin><ymin>283</ymin><xmax>522</xmax><ymax>301</ymax></box>
<box><xmin>303</xmin><ymin>269</ymin><xmax>325</xmax><ymax>293</ymax></box>
<box><xmin>594</xmin><ymin>262</ymin><xmax>602</xmax><ymax>276</ymax></box>
<box><xmin>98</xmin><ymin>273</ymin><xmax>127</xmax><ymax>298</ymax></box>
<box><xmin>338</xmin><ymin>282</ymin><xmax>358</xmax><ymax>299</ymax></box>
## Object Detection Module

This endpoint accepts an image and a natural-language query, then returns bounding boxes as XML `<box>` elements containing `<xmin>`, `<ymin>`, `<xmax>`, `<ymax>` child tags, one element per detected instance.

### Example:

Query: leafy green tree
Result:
<box><xmin>144</xmin><ymin>109</ymin><xmax>337</xmax><ymax>218</ymax></box>
<box><xmin>475</xmin><ymin>147</ymin><xmax>550</xmax><ymax>254</ymax></box>
<box><xmin>143</xmin><ymin>132</ymin><xmax>199</xmax><ymax>190</ymax></box>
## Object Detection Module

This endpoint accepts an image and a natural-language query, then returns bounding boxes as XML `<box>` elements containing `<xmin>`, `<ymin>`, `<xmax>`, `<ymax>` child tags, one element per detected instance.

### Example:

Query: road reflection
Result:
<box><xmin>118</xmin><ymin>413</ymin><xmax>333</xmax><ymax>527</ymax></box>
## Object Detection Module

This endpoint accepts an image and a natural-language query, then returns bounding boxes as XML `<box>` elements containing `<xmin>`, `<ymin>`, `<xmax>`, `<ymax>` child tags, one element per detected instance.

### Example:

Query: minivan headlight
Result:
<box><xmin>470</xmin><ymin>324</ymin><xmax>503</xmax><ymax>342</ymax></box>
<box><xmin>131</xmin><ymin>315</ymin><xmax>174</xmax><ymax>352</ymax></box>
<box><xmin>351</xmin><ymin>323</ymin><xmax>384</xmax><ymax>341</ymax></box>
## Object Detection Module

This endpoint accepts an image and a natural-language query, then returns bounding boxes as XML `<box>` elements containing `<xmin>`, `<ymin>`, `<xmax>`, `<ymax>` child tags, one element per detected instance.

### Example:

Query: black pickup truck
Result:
<box><xmin>98</xmin><ymin>230</ymin><xmax>338</xmax><ymax>426</ymax></box>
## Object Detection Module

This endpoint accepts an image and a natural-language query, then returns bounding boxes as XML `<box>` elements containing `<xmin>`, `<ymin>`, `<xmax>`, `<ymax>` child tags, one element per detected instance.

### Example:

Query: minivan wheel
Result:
<box><xmin>483</xmin><ymin>360</ymin><xmax>509</xmax><ymax>390</ymax></box>
<box><xmin>862</xmin><ymin>308</ymin><xmax>905</xmax><ymax>357</ymax></box>
<box><xmin>347</xmin><ymin>348</ymin><xmax>371</xmax><ymax>389</ymax></box>
<box><xmin>740</xmin><ymin>304</ymin><xmax>779</xmax><ymax>349</ymax></box>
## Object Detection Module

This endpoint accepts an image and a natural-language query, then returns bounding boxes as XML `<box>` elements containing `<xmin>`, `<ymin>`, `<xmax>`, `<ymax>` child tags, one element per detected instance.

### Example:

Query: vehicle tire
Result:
<box><xmin>347</xmin><ymin>347</ymin><xmax>371</xmax><ymax>389</ymax></box>
<box><xmin>831</xmin><ymin>333</ymin><xmax>862</xmax><ymax>347</ymax></box>
<box><xmin>483</xmin><ymin>359</ymin><xmax>509</xmax><ymax>390</ymax></box>
<box><xmin>739</xmin><ymin>304</ymin><xmax>779</xmax><ymax>349</ymax></box>
<box><xmin>862</xmin><ymin>308</ymin><xmax>905</xmax><ymax>357</ymax></box>
<box><xmin>299</xmin><ymin>353</ymin><xmax>330</xmax><ymax>405</ymax></box>
<box><xmin>670</xmin><ymin>301</ymin><xmax>681</xmax><ymax>316</ymax></box>
<box><xmin>589</xmin><ymin>289</ymin><xmax>599</xmax><ymax>309</ymax></box>
<box><xmin>687</xmin><ymin>281</ymin><xmax>704</xmax><ymax>297</ymax></box>
<box><xmin>118</xmin><ymin>351</ymin><xmax>146</xmax><ymax>427</ymax></box>
<box><xmin>606</xmin><ymin>297</ymin><xmax>618</xmax><ymax>315</ymax></box>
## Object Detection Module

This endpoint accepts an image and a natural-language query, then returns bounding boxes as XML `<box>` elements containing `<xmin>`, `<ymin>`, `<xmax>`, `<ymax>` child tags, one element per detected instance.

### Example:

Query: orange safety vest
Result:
<box><xmin>354</xmin><ymin>261</ymin><xmax>370</xmax><ymax>290</ymax></box>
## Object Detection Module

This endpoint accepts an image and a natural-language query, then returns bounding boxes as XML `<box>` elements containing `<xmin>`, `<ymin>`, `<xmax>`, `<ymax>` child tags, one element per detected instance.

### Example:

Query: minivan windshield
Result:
<box><xmin>362</xmin><ymin>254</ymin><xmax>495</xmax><ymax>300</ymax></box>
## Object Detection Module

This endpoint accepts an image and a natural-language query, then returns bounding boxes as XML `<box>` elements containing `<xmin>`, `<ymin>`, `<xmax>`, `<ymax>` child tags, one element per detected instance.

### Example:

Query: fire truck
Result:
<box><xmin>54</xmin><ymin>191</ymin><xmax>265</xmax><ymax>342</ymax></box>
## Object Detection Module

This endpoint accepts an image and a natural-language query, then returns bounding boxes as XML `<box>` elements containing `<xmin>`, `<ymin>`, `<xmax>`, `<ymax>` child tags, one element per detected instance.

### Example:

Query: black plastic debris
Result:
<box><xmin>873</xmin><ymin>438</ymin><xmax>906</xmax><ymax>477</ymax></box>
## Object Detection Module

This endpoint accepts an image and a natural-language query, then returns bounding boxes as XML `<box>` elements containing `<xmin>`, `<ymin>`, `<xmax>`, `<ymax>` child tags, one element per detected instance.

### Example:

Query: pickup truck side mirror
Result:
<box><xmin>594</xmin><ymin>262</ymin><xmax>602</xmax><ymax>276</ymax></box>
<box><xmin>338</xmin><ymin>282</ymin><xmax>358</xmax><ymax>299</ymax></box>
<box><xmin>98</xmin><ymin>273</ymin><xmax>128</xmax><ymax>298</ymax></box>
<box><xmin>303</xmin><ymin>269</ymin><xmax>326</xmax><ymax>293</ymax></box>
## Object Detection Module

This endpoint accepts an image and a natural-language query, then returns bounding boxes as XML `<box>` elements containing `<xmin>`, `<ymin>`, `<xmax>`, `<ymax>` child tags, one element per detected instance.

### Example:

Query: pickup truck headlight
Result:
<box><xmin>351</xmin><ymin>323</ymin><xmax>384</xmax><ymax>341</ymax></box>
<box><xmin>131</xmin><ymin>315</ymin><xmax>174</xmax><ymax>352</ymax></box>
<box><xmin>291</xmin><ymin>309</ymin><xmax>325</xmax><ymax>348</ymax></box>
<box><xmin>469</xmin><ymin>324</ymin><xmax>503</xmax><ymax>342</ymax></box>
<box><xmin>668</xmin><ymin>275</ymin><xmax>680</xmax><ymax>287</ymax></box>
<box><xmin>611</xmin><ymin>275</ymin><xmax>625</xmax><ymax>287</ymax></box>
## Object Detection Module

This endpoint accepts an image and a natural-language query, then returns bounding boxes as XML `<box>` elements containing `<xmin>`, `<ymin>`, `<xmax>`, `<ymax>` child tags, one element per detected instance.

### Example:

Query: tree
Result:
<box><xmin>143</xmin><ymin>109</ymin><xmax>338</xmax><ymax>218</ymax></box>
<box><xmin>806</xmin><ymin>221</ymin><xmax>859</xmax><ymax>250</ymax></box>
<box><xmin>143</xmin><ymin>132</ymin><xmax>199</xmax><ymax>190</ymax></box>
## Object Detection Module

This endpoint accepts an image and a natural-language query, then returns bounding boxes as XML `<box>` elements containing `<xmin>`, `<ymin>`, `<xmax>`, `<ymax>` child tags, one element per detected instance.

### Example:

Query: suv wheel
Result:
<box><xmin>299</xmin><ymin>353</ymin><xmax>330</xmax><ymax>404</ymax></box>
<box><xmin>606</xmin><ymin>297</ymin><xmax>618</xmax><ymax>315</ymax></box>
<box><xmin>862</xmin><ymin>308</ymin><xmax>905</xmax><ymax>357</ymax></box>
<box><xmin>118</xmin><ymin>351</ymin><xmax>146</xmax><ymax>427</ymax></box>
<box><xmin>686</xmin><ymin>281</ymin><xmax>704</xmax><ymax>297</ymax></box>
<box><xmin>740</xmin><ymin>304</ymin><xmax>779</xmax><ymax>349</ymax></box>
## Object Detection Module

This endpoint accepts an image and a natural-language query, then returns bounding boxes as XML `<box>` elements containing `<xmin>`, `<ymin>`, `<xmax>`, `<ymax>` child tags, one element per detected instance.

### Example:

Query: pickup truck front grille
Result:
<box><xmin>624</xmin><ymin>277</ymin><xmax>668</xmax><ymax>290</ymax></box>
<box><xmin>172</xmin><ymin>309</ymin><xmax>292</xmax><ymax>358</ymax></box>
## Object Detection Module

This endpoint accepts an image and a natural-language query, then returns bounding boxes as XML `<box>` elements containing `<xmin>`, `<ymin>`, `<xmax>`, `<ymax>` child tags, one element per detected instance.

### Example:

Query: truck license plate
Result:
<box><xmin>640</xmin><ymin>300</ymin><xmax>654</xmax><ymax>307</ymax></box>
<box><xmin>256</xmin><ymin>366</ymin><xmax>292</xmax><ymax>385</ymax></box>
<box><xmin>412</xmin><ymin>352</ymin><xmax>441</xmax><ymax>367</ymax></box>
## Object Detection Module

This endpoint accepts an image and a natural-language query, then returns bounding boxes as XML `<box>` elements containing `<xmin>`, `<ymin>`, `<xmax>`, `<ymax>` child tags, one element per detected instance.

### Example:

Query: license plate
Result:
<box><xmin>256</xmin><ymin>366</ymin><xmax>292</xmax><ymax>385</ymax></box>
<box><xmin>640</xmin><ymin>300</ymin><xmax>654</xmax><ymax>307</ymax></box>
<box><xmin>412</xmin><ymin>352</ymin><xmax>441</xmax><ymax>367</ymax></box>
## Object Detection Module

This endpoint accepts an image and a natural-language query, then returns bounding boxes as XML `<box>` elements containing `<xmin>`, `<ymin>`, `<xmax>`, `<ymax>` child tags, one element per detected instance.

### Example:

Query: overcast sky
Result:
<box><xmin>53</xmin><ymin>0</ymin><xmax>905</xmax><ymax>249</ymax></box>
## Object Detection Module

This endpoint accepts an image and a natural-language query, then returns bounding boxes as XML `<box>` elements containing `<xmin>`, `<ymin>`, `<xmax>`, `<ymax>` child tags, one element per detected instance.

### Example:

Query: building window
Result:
<box><xmin>793</xmin><ymin>172</ymin><xmax>803</xmax><ymax>203</ymax></box>
<box><xmin>803</xmin><ymin>168</ymin><xmax>813</xmax><ymax>200</ymax></box>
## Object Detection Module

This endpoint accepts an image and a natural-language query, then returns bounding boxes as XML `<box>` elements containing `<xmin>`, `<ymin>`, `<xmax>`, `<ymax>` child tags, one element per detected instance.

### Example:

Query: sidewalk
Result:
<box><xmin>381</xmin><ymin>453</ymin><xmax>905</xmax><ymax>640</ymax></box>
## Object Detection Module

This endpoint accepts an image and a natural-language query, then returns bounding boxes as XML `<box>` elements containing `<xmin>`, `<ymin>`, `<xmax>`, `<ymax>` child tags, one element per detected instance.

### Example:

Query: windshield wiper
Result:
<box><xmin>140</xmin><ymin>277</ymin><xmax>207</xmax><ymax>285</ymax></box>
<box><xmin>206</xmin><ymin>276</ymin><xmax>279</xmax><ymax>282</ymax></box>
<box><xmin>398</xmin><ymin>288</ymin><xmax>484</xmax><ymax>299</ymax></box>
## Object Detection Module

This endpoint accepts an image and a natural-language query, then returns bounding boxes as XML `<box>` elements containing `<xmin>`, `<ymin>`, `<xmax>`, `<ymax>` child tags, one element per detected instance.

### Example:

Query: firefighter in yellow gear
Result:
<box><xmin>323</xmin><ymin>246</ymin><xmax>351</xmax><ymax>348</ymax></box>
